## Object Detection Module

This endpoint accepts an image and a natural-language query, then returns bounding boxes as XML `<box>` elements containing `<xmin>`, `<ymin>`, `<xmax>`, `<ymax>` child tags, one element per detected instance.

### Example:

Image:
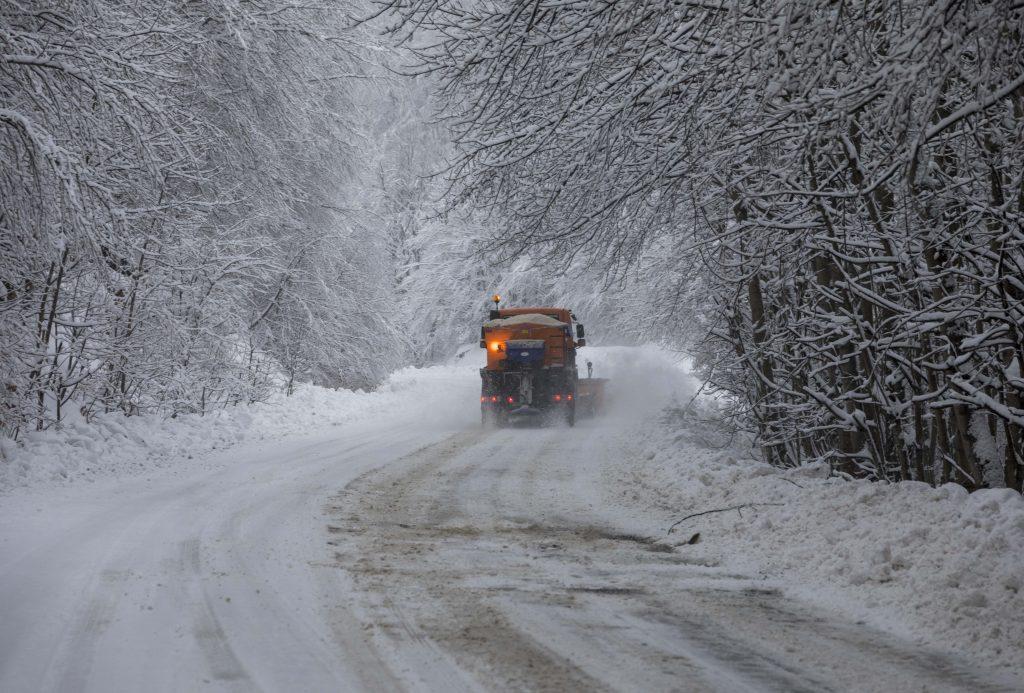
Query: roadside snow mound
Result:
<box><xmin>0</xmin><ymin>361</ymin><xmax>478</xmax><ymax>494</ymax></box>
<box><xmin>616</xmin><ymin>406</ymin><xmax>1024</xmax><ymax>676</ymax></box>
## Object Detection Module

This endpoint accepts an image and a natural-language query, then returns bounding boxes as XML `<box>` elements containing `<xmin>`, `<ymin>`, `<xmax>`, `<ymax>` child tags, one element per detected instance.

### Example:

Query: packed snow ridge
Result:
<box><xmin>614</xmin><ymin>410</ymin><xmax>1024</xmax><ymax>676</ymax></box>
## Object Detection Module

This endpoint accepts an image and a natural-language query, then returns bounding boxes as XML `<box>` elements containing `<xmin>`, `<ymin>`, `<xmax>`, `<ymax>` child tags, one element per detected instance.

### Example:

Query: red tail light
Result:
<box><xmin>507</xmin><ymin>396</ymin><xmax>514</xmax><ymax>403</ymax></box>
<box><xmin>553</xmin><ymin>394</ymin><xmax>562</xmax><ymax>402</ymax></box>
<box><xmin>480</xmin><ymin>396</ymin><xmax>486</xmax><ymax>402</ymax></box>
<box><xmin>567</xmin><ymin>394</ymin><xmax>573</xmax><ymax>401</ymax></box>
<box><xmin>490</xmin><ymin>395</ymin><xmax>498</xmax><ymax>402</ymax></box>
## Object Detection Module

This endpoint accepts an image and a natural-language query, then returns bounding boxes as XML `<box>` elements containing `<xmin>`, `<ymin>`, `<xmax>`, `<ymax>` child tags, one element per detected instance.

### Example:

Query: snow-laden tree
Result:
<box><xmin>379</xmin><ymin>0</ymin><xmax>1024</xmax><ymax>490</ymax></box>
<box><xmin>0</xmin><ymin>1</ymin><xmax>419</xmax><ymax>438</ymax></box>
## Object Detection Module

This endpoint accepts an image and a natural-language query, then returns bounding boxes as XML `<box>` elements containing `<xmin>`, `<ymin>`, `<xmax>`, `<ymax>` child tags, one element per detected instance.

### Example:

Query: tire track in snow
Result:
<box><xmin>179</xmin><ymin>538</ymin><xmax>253</xmax><ymax>688</ymax></box>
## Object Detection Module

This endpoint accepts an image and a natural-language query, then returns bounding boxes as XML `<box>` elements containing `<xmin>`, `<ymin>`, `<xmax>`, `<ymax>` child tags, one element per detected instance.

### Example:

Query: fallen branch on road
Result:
<box><xmin>667</xmin><ymin>503</ymin><xmax>784</xmax><ymax>534</ymax></box>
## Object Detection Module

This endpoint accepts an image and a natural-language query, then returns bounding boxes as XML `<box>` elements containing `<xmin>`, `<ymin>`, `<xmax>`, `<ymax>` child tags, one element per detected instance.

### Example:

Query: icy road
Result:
<box><xmin>0</xmin><ymin>351</ymin><xmax>1016</xmax><ymax>692</ymax></box>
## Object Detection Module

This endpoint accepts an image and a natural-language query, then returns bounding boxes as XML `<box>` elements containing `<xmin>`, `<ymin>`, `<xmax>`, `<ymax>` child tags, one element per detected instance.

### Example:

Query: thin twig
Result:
<box><xmin>667</xmin><ymin>503</ymin><xmax>784</xmax><ymax>533</ymax></box>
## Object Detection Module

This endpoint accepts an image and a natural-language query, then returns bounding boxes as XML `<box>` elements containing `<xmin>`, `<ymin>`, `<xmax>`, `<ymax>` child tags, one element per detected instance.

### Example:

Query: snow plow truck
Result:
<box><xmin>479</xmin><ymin>297</ymin><xmax>587</xmax><ymax>427</ymax></box>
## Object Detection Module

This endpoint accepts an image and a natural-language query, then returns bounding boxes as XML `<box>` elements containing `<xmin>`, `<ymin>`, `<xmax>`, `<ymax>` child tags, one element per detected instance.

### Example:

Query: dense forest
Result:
<box><xmin>3</xmin><ymin>0</ymin><xmax>1024</xmax><ymax>492</ymax></box>
<box><xmin>378</xmin><ymin>0</ymin><xmax>1024</xmax><ymax>491</ymax></box>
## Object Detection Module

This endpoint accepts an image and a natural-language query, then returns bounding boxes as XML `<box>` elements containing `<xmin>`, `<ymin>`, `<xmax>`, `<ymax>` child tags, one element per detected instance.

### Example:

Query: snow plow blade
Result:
<box><xmin>576</xmin><ymin>377</ymin><xmax>608</xmax><ymax>418</ymax></box>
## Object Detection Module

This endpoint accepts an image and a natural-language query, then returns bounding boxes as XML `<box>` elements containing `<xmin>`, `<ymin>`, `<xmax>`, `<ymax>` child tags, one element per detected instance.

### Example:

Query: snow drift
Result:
<box><xmin>0</xmin><ymin>360</ymin><xmax>479</xmax><ymax>494</ymax></box>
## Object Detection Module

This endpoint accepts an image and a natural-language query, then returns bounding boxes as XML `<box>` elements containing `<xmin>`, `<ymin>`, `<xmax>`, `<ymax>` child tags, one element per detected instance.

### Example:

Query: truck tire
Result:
<box><xmin>566</xmin><ymin>405</ymin><xmax>576</xmax><ymax>427</ymax></box>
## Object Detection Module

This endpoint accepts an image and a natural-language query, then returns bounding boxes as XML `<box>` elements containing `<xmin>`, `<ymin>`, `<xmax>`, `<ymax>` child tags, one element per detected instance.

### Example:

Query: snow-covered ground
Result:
<box><xmin>0</xmin><ymin>346</ymin><xmax>1020</xmax><ymax>691</ymax></box>
<box><xmin>593</xmin><ymin>347</ymin><xmax>1023</xmax><ymax>680</ymax></box>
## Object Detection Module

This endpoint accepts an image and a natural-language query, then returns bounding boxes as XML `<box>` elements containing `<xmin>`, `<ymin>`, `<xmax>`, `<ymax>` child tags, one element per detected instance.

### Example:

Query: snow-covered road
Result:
<box><xmin>0</xmin><ymin>350</ymin><xmax>1017</xmax><ymax>692</ymax></box>
<box><xmin>324</xmin><ymin>425</ymin><xmax>1012</xmax><ymax>693</ymax></box>
<box><xmin>0</xmin><ymin>420</ymin><xmax>450</xmax><ymax>692</ymax></box>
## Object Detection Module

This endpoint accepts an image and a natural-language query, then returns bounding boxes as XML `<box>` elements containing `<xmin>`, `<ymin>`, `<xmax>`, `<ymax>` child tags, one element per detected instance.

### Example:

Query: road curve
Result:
<box><xmin>0</xmin><ymin>411</ymin><xmax>1016</xmax><ymax>692</ymax></box>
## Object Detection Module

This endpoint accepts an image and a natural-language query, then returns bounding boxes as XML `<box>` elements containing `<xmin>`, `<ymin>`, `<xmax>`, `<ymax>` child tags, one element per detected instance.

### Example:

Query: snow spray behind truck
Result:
<box><xmin>479</xmin><ymin>296</ymin><xmax>587</xmax><ymax>427</ymax></box>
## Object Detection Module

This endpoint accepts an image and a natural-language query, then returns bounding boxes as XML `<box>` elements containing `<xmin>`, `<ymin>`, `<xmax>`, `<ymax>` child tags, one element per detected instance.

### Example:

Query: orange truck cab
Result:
<box><xmin>479</xmin><ymin>303</ymin><xmax>586</xmax><ymax>427</ymax></box>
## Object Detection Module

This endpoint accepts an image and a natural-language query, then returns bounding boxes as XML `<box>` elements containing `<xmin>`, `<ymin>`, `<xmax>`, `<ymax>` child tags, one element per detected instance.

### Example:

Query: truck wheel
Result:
<box><xmin>566</xmin><ymin>406</ymin><xmax>576</xmax><ymax>427</ymax></box>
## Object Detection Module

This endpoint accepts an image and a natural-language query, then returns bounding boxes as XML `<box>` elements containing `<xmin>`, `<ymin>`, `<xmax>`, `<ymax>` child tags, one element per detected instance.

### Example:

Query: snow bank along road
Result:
<box><xmin>0</xmin><ymin>350</ymin><xmax>1018</xmax><ymax>692</ymax></box>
